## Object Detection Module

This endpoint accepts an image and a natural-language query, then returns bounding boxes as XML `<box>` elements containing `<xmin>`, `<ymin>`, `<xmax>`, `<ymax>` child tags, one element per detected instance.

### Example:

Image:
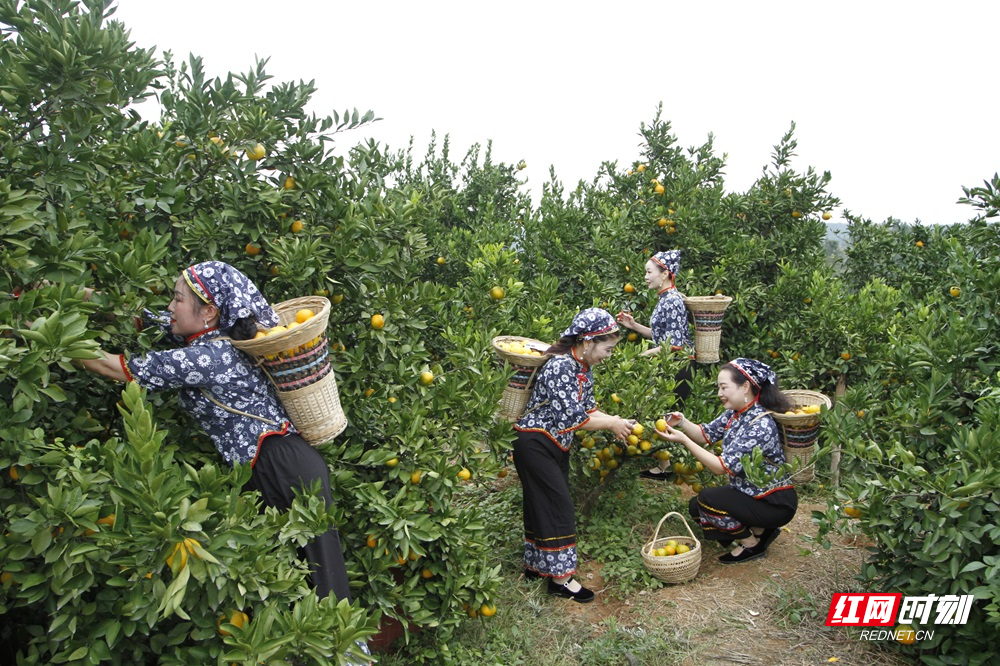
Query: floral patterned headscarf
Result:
<box><xmin>183</xmin><ymin>261</ymin><xmax>279</xmax><ymax>332</ymax></box>
<box><xmin>651</xmin><ymin>250</ymin><xmax>681</xmax><ymax>277</ymax></box>
<box><xmin>728</xmin><ymin>358</ymin><xmax>777</xmax><ymax>389</ymax></box>
<box><xmin>562</xmin><ymin>308</ymin><xmax>619</xmax><ymax>340</ymax></box>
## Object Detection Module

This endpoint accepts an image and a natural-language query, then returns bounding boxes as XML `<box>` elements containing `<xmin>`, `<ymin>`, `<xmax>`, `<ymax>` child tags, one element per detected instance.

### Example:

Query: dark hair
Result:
<box><xmin>229</xmin><ymin>316</ymin><xmax>259</xmax><ymax>341</ymax></box>
<box><xmin>722</xmin><ymin>365</ymin><xmax>793</xmax><ymax>413</ymax></box>
<box><xmin>545</xmin><ymin>331</ymin><xmax>621</xmax><ymax>356</ymax></box>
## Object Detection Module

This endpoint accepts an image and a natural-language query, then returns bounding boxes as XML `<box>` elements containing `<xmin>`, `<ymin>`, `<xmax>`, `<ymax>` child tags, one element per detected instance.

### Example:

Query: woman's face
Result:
<box><xmin>167</xmin><ymin>276</ymin><xmax>211</xmax><ymax>338</ymax></box>
<box><xmin>716</xmin><ymin>368</ymin><xmax>751</xmax><ymax>411</ymax></box>
<box><xmin>644</xmin><ymin>259</ymin><xmax>668</xmax><ymax>290</ymax></box>
<box><xmin>584</xmin><ymin>337</ymin><xmax>619</xmax><ymax>366</ymax></box>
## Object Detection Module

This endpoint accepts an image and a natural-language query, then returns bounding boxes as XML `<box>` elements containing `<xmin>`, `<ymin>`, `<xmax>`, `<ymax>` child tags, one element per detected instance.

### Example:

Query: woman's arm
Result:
<box><xmin>616</xmin><ymin>312</ymin><xmax>653</xmax><ymax>340</ymax></box>
<box><xmin>654</xmin><ymin>424</ymin><xmax>725</xmax><ymax>475</ymax></box>
<box><xmin>579</xmin><ymin>410</ymin><xmax>634</xmax><ymax>441</ymax></box>
<box><xmin>661</xmin><ymin>412</ymin><xmax>709</xmax><ymax>444</ymax></box>
<box><xmin>79</xmin><ymin>351</ymin><xmax>129</xmax><ymax>383</ymax></box>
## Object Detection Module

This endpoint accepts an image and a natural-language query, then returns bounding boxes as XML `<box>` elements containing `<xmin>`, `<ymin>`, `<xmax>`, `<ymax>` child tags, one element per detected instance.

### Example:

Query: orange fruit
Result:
<box><xmin>654</xmin><ymin>184</ymin><xmax>665</xmax><ymax>195</ymax></box>
<box><xmin>1</xmin><ymin>572</ymin><xmax>14</xmax><ymax>585</ymax></box>
<box><xmin>490</xmin><ymin>286</ymin><xmax>505</xmax><ymax>300</ymax></box>
<box><xmin>457</xmin><ymin>468</ymin><xmax>471</xmax><ymax>481</ymax></box>
<box><xmin>245</xmin><ymin>243</ymin><xmax>261</xmax><ymax>256</ymax></box>
<box><xmin>480</xmin><ymin>603</ymin><xmax>497</xmax><ymax>617</ymax></box>
<box><xmin>253</xmin><ymin>331</ymin><xmax>267</xmax><ymax>340</ymax></box>
<box><xmin>218</xmin><ymin>610</ymin><xmax>249</xmax><ymax>636</ymax></box>
<box><xmin>632</xmin><ymin>423</ymin><xmax>644</xmax><ymax>437</ymax></box>
<box><xmin>637</xmin><ymin>164</ymin><xmax>646</xmax><ymax>172</ymax></box>
<box><xmin>497</xmin><ymin>468</ymin><xmax>509</xmax><ymax>479</ymax></box>
<box><xmin>96</xmin><ymin>514</ymin><xmax>116</xmax><ymax>527</ymax></box>
<box><xmin>295</xmin><ymin>308</ymin><xmax>315</xmax><ymax>324</ymax></box>
<box><xmin>822</xmin><ymin>211</ymin><xmax>832</xmax><ymax>220</ymax></box>
<box><xmin>366</xmin><ymin>535</ymin><xmax>377</xmax><ymax>548</ymax></box>
<box><xmin>655</xmin><ymin>418</ymin><xmax>668</xmax><ymax>432</ymax></box>
<box><xmin>420</xmin><ymin>371</ymin><xmax>434</xmax><ymax>385</ymax></box>
<box><xmin>332</xmin><ymin>293</ymin><xmax>344</xmax><ymax>304</ymax></box>
<box><xmin>283</xmin><ymin>176</ymin><xmax>295</xmax><ymax>190</ymax></box>
<box><xmin>410</xmin><ymin>470</ymin><xmax>422</xmax><ymax>485</ymax></box>
<box><xmin>676</xmin><ymin>544</ymin><xmax>690</xmax><ymax>554</ymax></box>
<box><xmin>841</xmin><ymin>352</ymin><xmax>851</xmax><ymax>361</ymax></box>
<box><xmin>437</xmin><ymin>256</ymin><xmax>446</xmax><ymax>265</ymax></box>
<box><xmin>421</xmin><ymin>568</ymin><xmax>434</xmax><ymax>579</ymax></box>
<box><xmin>290</xmin><ymin>219</ymin><xmax>304</xmax><ymax>233</ymax></box>
<box><xmin>364</xmin><ymin>388</ymin><xmax>375</xmax><ymax>398</ymax></box>
<box><xmin>266</xmin><ymin>325</ymin><xmax>287</xmax><ymax>336</ymax></box>
<box><xmin>624</xmin><ymin>283</ymin><xmax>635</xmax><ymax>294</ymax></box>
<box><xmin>844</xmin><ymin>506</ymin><xmax>862</xmax><ymax>518</ymax></box>
<box><xmin>657</xmin><ymin>217</ymin><xmax>668</xmax><ymax>227</ymax></box>
<box><xmin>792</xmin><ymin>210</ymin><xmax>802</xmax><ymax>218</ymax></box>
<box><xmin>915</xmin><ymin>240</ymin><xmax>924</xmax><ymax>247</ymax></box>
<box><xmin>246</xmin><ymin>143</ymin><xmax>266</xmax><ymax>160</ymax></box>
<box><xmin>627</xmin><ymin>434</ymin><xmax>639</xmax><ymax>446</ymax></box>
<box><xmin>895</xmin><ymin>624</ymin><xmax>916</xmax><ymax>645</ymax></box>
<box><xmin>949</xmin><ymin>286</ymin><xmax>961</xmax><ymax>298</ymax></box>
<box><xmin>8</xmin><ymin>467</ymin><xmax>19</xmax><ymax>481</ymax></box>
<box><xmin>385</xmin><ymin>457</ymin><xmax>399</xmax><ymax>467</ymax></box>
<box><xmin>770</xmin><ymin>350</ymin><xmax>779</xmax><ymax>359</ymax></box>
<box><xmin>388</xmin><ymin>396</ymin><xmax>397</xmax><ymax>404</ymax></box>
<box><xmin>627</xmin><ymin>332</ymin><xmax>638</xmax><ymax>342</ymax></box>
<box><xmin>371</xmin><ymin>314</ymin><xmax>385</xmax><ymax>329</ymax></box>
<box><xmin>611</xmin><ymin>393</ymin><xmax>621</xmax><ymax>403</ymax></box>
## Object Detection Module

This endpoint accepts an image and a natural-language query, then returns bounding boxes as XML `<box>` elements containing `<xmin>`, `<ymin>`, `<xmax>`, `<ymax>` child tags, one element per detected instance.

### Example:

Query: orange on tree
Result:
<box><xmin>654</xmin><ymin>183</ymin><xmax>665</xmax><ymax>195</ymax></box>
<box><xmin>632</xmin><ymin>423</ymin><xmax>644</xmax><ymax>437</ymax></box>
<box><xmin>822</xmin><ymin>211</ymin><xmax>832</xmax><ymax>220</ymax></box>
<box><xmin>388</xmin><ymin>396</ymin><xmax>397</xmax><ymax>404</ymax></box>
<box><xmin>245</xmin><ymin>143</ymin><xmax>266</xmax><ymax>160</ymax></box>
<box><xmin>627</xmin><ymin>332</ymin><xmax>638</xmax><ymax>342</ymax></box>
<box><xmin>436</xmin><ymin>256</ymin><xmax>446</xmax><ymax>265</ymax></box>
<box><xmin>844</xmin><ymin>506</ymin><xmax>862</xmax><ymax>518</ymax></box>
<box><xmin>841</xmin><ymin>352</ymin><xmax>851</xmax><ymax>360</ymax></box>
<box><xmin>895</xmin><ymin>624</ymin><xmax>916</xmax><ymax>645</ymax></box>
<box><xmin>366</xmin><ymin>535</ymin><xmax>378</xmax><ymax>548</ymax></box>
<box><xmin>792</xmin><ymin>210</ymin><xmax>802</xmax><ymax>218</ymax></box>
<box><xmin>915</xmin><ymin>240</ymin><xmax>924</xmax><ymax>247</ymax></box>
<box><xmin>371</xmin><ymin>313</ymin><xmax>385</xmax><ymax>329</ymax></box>
<box><xmin>489</xmin><ymin>286</ymin><xmax>505</xmax><ymax>300</ymax></box>
<box><xmin>245</xmin><ymin>243</ymin><xmax>261</xmax><ymax>256</ymax></box>
<box><xmin>96</xmin><ymin>514</ymin><xmax>116</xmax><ymax>527</ymax></box>
<box><xmin>637</xmin><ymin>164</ymin><xmax>646</xmax><ymax>172</ymax></box>
<box><xmin>364</xmin><ymin>388</ymin><xmax>376</xmax><ymax>398</ymax></box>
<box><xmin>420</xmin><ymin>371</ymin><xmax>434</xmax><ymax>385</ymax></box>
<box><xmin>332</xmin><ymin>293</ymin><xmax>344</xmax><ymax>304</ymax></box>
<box><xmin>611</xmin><ymin>393</ymin><xmax>621</xmax><ymax>403</ymax></box>
<box><xmin>480</xmin><ymin>603</ymin><xmax>497</xmax><ymax>617</ymax></box>
<box><xmin>218</xmin><ymin>610</ymin><xmax>249</xmax><ymax>637</ymax></box>
<box><xmin>624</xmin><ymin>283</ymin><xmax>636</xmax><ymax>294</ymax></box>
<box><xmin>410</xmin><ymin>470</ymin><xmax>422</xmax><ymax>485</ymax></box>
<box><xmin>385</xmin><ymin>457</ymin><xmax>399</xmax><ymax>467</ymax></box>
<box><xmin>290</xmin><ymin>219</ymin><xmax>304</xmax><ymax>233</ymax></box>
<box><xmin>655</xmin><ymin>418</ymin><xmax>668</xmax><ymax>432</ymax></box>
<box><xmin>497</xmin><ymin>468</ymin><xmax>509</xmax><ymax>479</ymax></box>
<box><xmin>283</xmin><ymin>176</ymin><xmax>295</xmax><ymax>190</ymax></box>
<box><xmin>421</xmin><ymin>568</ymin><xmax>434</xmax><ymax>579</ymax></box>
<box><xmin>457</xmin><ymin>468</ymin><xmax>471</xmax><ymax>481</ymax></box>
<box><xmin>657</xmin><ymin>217</ymin><xmax>668</xmax><ymax>227</ymax></box>
<box><xmin>949</xmin><ymin>286</ymin><xmax>961</xmax><ymax>297</ymax></box>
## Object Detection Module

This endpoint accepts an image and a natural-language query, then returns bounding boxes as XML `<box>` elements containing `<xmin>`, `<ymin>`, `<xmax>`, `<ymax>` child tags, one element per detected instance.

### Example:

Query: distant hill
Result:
<box><xmin>825</xmin><ymin>222</ymin><xmax>849</xmax><ymax>243</ymax></box>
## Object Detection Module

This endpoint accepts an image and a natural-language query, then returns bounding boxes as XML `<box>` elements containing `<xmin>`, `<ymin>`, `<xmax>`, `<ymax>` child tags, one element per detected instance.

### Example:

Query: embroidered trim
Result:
<box><xmin>119</xmin><ymin>355</ymin><xmax>134</xmax><ymax>382</ymax></box>
<box><xmin>185</xmin><ymin>326</ymin><xmax>219</xmax><ymax>345</ymax></box>
<box><xmin>183</xmin><ymin>267</ymin><xmax>216</xmax><ymax>305</ymax></box>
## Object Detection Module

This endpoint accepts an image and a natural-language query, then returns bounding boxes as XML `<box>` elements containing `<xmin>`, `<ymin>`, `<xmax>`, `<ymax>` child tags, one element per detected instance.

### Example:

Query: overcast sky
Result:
<box><xmin>112</xmin><ymin>1</ymin><xmax>999</xmax><ymax>226</ymax></box>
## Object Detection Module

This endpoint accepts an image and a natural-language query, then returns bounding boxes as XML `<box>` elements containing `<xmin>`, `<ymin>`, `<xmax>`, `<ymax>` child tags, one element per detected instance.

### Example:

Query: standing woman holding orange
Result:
<box><xmin>512</xmin><ymin>308</ymin><xmax>635</xmax><ymax>603</ymax></box>
<box><xmin>616</xmin><ymin>250</ymin><xmax>694</xmax><ymax>480</ymax></box>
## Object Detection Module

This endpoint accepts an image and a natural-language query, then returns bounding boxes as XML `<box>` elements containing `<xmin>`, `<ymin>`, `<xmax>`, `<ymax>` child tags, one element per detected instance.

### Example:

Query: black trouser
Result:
<box><xmin>244</xmin><ymin>432</ymin><xmax>351</xmax><ymax>601</ymax></box>
<box><xmin>688</xmin><ymin>485</ymin><xmax>798</xmax><ymax>541</ymax></box>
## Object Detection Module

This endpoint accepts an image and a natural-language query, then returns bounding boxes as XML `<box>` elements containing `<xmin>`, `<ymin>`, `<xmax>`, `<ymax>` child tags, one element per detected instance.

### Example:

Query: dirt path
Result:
<box><xmin>562</xmin><ymin>500</ymin><xmax>912</xmax><ymax>665</ymax></box>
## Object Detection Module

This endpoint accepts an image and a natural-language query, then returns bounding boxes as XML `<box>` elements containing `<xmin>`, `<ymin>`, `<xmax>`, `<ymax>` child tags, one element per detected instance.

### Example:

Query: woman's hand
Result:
<box><xmin>615</xmin><ymin>311</ymin><xmax>636</xmax><ymax>330</ymax></box>
<box><xmin>640</xmin><ymin>346</ymin><xmax>661</xmax><ymax>357</ymax></box>
<box><xmin>654</xmin><ymin>423</ymin><xmax>689</xmax><ymax>445</ymax></box>
<box><xmin>608</xmin><ymin>415</ymin><xmax>635</xmax><ymax>441</ymax></box>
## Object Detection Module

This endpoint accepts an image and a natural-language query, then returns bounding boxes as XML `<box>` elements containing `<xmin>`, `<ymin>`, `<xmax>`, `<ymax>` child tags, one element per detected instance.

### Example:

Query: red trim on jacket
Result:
<box><xmin>119</xmin><ymin>355</ymin><xmax>134</xmax><ymax>382</ymax></box>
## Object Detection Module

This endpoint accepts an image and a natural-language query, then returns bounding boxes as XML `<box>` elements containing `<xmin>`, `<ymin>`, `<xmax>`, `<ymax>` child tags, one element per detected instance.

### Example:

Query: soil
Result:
<box><xmin>561</xmin><ymin>498</ymin><xmax>913</xmax><ymax>666</ymax></box>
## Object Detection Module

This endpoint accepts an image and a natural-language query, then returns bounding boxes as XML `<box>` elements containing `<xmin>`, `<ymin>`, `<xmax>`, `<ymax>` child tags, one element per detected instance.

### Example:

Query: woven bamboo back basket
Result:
<box><xmin>492</xmin><ymin>336</ymin><xmax>549</xmax><ymax>422</ymax></box>
<box><xmin>682</xmin><ymin>295</ymin><xmax>733</xmax><ymax>363</ymax></box>
<box><xmin>641</xmin><ymin>511</ymin><xmax>702</xmax><ymax>583</ymax></box>
<box><xmin>231</xmin><ymin>296</ymin><xmax>347</xmax><ymax>446</ymax></box>
<box><xmin>769</xmin><ymin>389</ymin><xmax>832</xmax><ymax>484</ymax></box>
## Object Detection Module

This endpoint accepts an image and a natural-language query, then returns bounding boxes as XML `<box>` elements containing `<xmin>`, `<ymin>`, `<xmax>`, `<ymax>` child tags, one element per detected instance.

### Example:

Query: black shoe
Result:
<box><xmin>639</xmin><ymin>468</ymin><xmax>675</xmax><ymax>481</ymax></box>
<box><xmin>718</xmin><ymin>541</ymin><xmax>767</xmax><ymax>564</ymax></box>
<box><xmin>757</xmin><ymin>528</ymin><xmax>780</xmax><ymax>552</ymax></box>
<box><xmin>524</xmin><ymin>568</ymin><xmax>541</xmax><ymax>580</ymax></box>
<box><xmin>547</xmin><ymin>578</ymin><xmax>595</xmax><ymax>603</ymax></box>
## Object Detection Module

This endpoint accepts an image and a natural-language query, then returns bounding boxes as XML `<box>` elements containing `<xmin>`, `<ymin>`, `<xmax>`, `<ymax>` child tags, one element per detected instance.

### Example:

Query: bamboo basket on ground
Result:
<box><xmin>492</xmin><ymin>335</ymin><xmax>549</xmax><ymax>422</ymax></box>
<box><xmin>769</xmin><ymin>389</ymin><xmax>832</xmax><ymax>484</ymax></box>
<box><xmin>682</xmin><ymin>295</ymin><xmax>733</xmax><ymax>363</ymax></box>
<box><xmin>641</xmin><ymin>511</ymin><xmax>702</xmax><ymax>584</ymax></box>
<box><xmin>231</xmin><ymin>296</ymin><xmax>347</xmax><ymax>446</ymax></box>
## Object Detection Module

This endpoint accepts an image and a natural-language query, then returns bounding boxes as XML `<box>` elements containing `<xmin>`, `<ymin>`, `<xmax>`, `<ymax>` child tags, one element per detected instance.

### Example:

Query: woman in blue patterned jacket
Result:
<box><xmin>80</xmin><ymin>262</ymin><xmax>362</xmax><ymax>627</ymax></box>
<box><xmin>616</xmin><ymin>250</ymin><xmax>694</xmax><ymax>481</ymax></box>
<box><xmin>654</xmin><ymin>358</ymin><xmax>797</xmax><ymax>564</ymax></box>
<box><xmin>512</xmin><ymin>308</ymin><xmax>635</xmax><ymax>603</ymax></box>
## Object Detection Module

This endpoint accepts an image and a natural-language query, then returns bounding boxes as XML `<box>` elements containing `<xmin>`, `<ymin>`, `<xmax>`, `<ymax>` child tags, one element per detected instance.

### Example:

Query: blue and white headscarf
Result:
<box><xmin>562</xmin><ymin>308</ymin><xmax>619</xmax><ymax>340</ymax></box>
<box><xmin>728</xmin><ymin>358</ymin><xmax>777</xmax><ymax>389</ymax></box>
<box><xmin>651</xmin><ymin>250</ymin><xmax>681</xmax><ymax>277</ymax></box>
<box><xmin>183</xmin><ymin>261</ymin><xmax>279</xmax><ymax>332</ymax></box>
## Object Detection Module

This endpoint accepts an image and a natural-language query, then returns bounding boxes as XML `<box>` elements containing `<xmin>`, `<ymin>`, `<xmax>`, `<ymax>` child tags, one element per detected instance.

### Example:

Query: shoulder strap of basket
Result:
<box><xmin>198</xmin><ymin>388</ymin><xmax>279</xmax><ymax>426</ymax></box>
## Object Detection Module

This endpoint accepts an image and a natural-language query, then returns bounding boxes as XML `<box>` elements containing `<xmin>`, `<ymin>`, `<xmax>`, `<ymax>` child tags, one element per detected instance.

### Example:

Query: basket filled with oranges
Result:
<box><xmin>641</xmin><ymin>511</ymin><xmax>702</xmax><ymax>583</ymax></box>
<box><xmin>231</xmin><ymin>296</ymin><xmax>346</xmax><ymax>446</ymax></box>
<box><xmin>769</xmin><ymin>389</ymin><xmax>832</xmax><ymax>483</ymax></box>
<box><xmin>492</xmin><ymin>335</ymin><xmax>549</xmax><ymax>422</ymax></box>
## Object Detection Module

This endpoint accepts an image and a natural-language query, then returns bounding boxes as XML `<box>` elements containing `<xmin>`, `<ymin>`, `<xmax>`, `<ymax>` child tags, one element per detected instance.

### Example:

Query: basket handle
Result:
<box><xmin>651</xmin><ymin>511</ymin><xmax>698</xmax><ymax>544</ymax></box>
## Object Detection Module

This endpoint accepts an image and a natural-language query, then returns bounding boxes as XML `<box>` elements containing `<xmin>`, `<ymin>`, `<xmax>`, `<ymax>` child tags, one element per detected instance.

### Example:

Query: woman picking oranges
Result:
<box><xmin>615</xmin><ymin>250</ymin><xmax>694</xmax><ymax>481</ymax></box>
<box><xmin>654</xmin><ymin>358</ymin><xmax>798</xmax><ymax>564</ymax></box>
<box><xmin>513</xmin><ymin>308</ymin><xmax>635</xmax><ymax>603</ymax></box>
<box><xmin>78</xmin><ymin>261</ymin><xmax>369</xmax><ymax>661</ymax></box>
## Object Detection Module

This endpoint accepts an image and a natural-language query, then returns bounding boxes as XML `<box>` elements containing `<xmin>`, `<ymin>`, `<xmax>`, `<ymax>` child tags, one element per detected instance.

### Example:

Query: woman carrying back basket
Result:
<box><xmin>615</xmin><ymin>250</ymin><xmax>694</xmax><ymax>481</ymax></box>
<box><xmin>79</xmin><ymin>262</ymin><xmax>370</xmax><ymax>661</ymax></box>
<box><xmin>512</xmin><ymin>308</ymin><xmax>635</xmax><ymax>603</ymax></box>
<box><xmin>654</xmin><ymin>358</ymin><xmax>798</xmax><ymax>564</ymax></box>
